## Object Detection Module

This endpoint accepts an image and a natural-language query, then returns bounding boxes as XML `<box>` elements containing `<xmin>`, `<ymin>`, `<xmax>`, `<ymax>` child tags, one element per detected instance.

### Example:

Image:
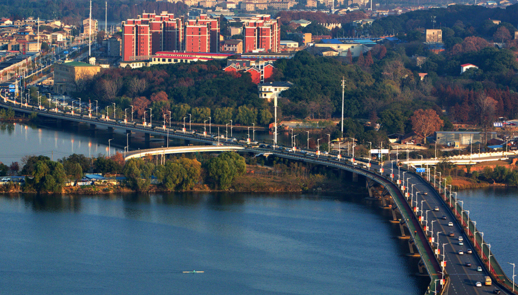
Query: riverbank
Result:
<box><xmin>0</xmin><ymin>165</ymin><xmax>363</xmax><ymax>195</ymax></box>
<box><xmin>450</xmin><ymin>177</ymin><xmax>509</xmax><ymax>190</ymax></box>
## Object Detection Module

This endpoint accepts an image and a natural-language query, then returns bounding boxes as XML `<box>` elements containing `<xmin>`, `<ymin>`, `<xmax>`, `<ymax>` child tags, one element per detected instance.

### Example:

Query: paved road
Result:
<box><xmin>377</xmin><ymin>163</ymin><xmax>510</xmax><ymax>295</ymax></box>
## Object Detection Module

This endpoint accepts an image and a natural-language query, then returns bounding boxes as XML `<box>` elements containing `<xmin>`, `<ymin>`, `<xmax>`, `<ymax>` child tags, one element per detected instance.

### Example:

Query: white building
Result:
<box><xmin>258</xmin><ymin>81</ymin><xmax>293</xmax><ymax>102</ymax></box>
<box><xmin>460</xmin><ymin>63</ymin><xmax>478</xmax><ymax>74</ymax></box>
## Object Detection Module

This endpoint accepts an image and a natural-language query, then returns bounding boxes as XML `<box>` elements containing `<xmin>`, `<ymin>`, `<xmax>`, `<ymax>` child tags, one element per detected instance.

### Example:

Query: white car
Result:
<box><xmin>476</xmin><ymin>282</ymin><xmax>482</xmax><ymax>287</ymax></box>
<box><xmin>477</xmin><ymin>266</ymin><xmax>483</xmax><ymax>272</ymax></box>
<box><xmin>458</xmin><ymin>250</ymin><xmax>464</xmax><ymax>255</ymax></box>
<box><xmin>448</xmin><ymin>222</ymin><xmax>453</xmax><ymax>227</ymax></box>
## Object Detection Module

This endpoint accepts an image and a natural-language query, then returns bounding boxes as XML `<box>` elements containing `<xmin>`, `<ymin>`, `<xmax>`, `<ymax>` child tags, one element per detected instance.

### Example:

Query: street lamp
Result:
<box><xmin>442</xmin><ymin>243</ymin><xmax>448</xmax><ymax>259</ymax></box>
<box><xmin>112</xmin><ymin>102</ymin><xmax>116</xmax><ymax>119</ymax></box>
<box><xmin>204</xmin><ymin>120</ymin><xmax>208</xmax><ymax>135</ymax></box>
<box><xmin>149</xmin><ymin>108</ymin><xmax>153</xmax><ymax>126</ymax></box>
<box><xmin>209</xmin><ymin>117</ymin><xmax>211</xmax><ymax>134</ymax></box>
<box><xmin>252</xmin><ymin>122</ymin><xmax>254</xmax><ymax>141</ymax></box>
<box><xmin>307</xmin><ymin>131</ymin><xmax>310</xmax><ymax>149</ymax></box>
<box><xmin>188</xmin><ymin>114</ymin><xmax>191</xmax><ymax>130</ymax></box>
<box><xmin>183</xmin><ymin>117</ymin><xmax>186</xmax><ymax>130</ymax></box>
<box><xmin>248</xmin><ymin>126</ymin><xmax>251</xmax><ymax>141</ymax></box>
<box><xmin>327</xmin><ymin>133</ymin><xmax>331</xmax><ymax>153</ymax></box>
<box><xmin>317</xmin><ymin>138</ymin><xmax>322</xmax><ymax>155</ymax></box>
<box><xmin>108</xmin><ymin>138</ymin><xmax>113</xmax><ymax>157</ymax></box>
<box><xmin>464</xmin><ymin>210</ymin><xmax>470</xmax><ymax>231</ymax></box>
<box><xmin>131</xmin><ymin>105</ymin><xmax>133</xmax><ymax>121</ymax></box>
<box><xmin>483</xmin><ymin>243</ymin><xmax>492</xmax><ymax>272</ymax></box>
<box><xmin>225</xmin><ymin>123</ymin><xmax>228</xmax><ymax>139</ymax></box>
<box><xmin>95</xmin><ymin>100</ymin><xmax>98</xmax><ymax>117</ymax></box>
<box><xmin>169</xmin><ymin>111</ymin><xmax>172</xmax><ymax>128</ymax></box>
<box><xmin>509</xmin><ymin>262</ymin><xmax>516</xmax><ymax>292</ymax></box>
<box><xmin>125</xmin><ymin>108</ymin><xmax>128</xmax><ymax>122</ymax></box>
<box><xmin>431</xmin><ymin>220</ymin><xmax>436</xmax><ymax>235</ymax></box>
<box><xmin>230</xmin><ymin>119</ymin><xmax>233</xmax><ymax>137</ymax></box>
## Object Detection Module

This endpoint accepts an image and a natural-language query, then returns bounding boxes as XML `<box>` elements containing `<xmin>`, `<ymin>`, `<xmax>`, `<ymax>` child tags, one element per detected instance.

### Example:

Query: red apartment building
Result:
<box><xmin>243</xmin><ymin>15</ymin><xmax>281</xmax><ymax>53</ymax></box>
<box><xmin>122</xmin><ymin>12</ymin><xmax>279</xmax><ymax>62</ymax></box>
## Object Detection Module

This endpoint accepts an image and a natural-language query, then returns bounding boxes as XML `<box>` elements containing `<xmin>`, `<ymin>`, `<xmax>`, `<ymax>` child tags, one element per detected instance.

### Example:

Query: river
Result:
<box><xmin>0</xmin><ymin>193</ymin><xmax>426</xmax><ymax>295</ymax></box>
<box><xmin>1</xmin><ymin>121</ymin><xmax>517</xmax><ymax>293</ymax></box>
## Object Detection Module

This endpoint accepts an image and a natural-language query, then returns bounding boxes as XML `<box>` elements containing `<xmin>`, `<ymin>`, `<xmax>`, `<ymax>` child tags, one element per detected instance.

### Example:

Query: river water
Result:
<box><xmin>0</xmin><ymin>193</ymin><xmax>425</xmax><ymax>295</ymax></box>
<box><xmin>1</xmin><ymin>121</ymin><xmax>517</xmax><ymax>293</ymax></box>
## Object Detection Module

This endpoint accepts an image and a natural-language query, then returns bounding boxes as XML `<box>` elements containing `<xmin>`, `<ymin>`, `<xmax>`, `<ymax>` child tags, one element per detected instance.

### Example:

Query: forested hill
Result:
<box><xmin>0</xmin><ymin>0</ymin><xmax>188</xmax><ymax>25</ymax></box>
<box><xmin>370</xmin><ymin>4</ymin><xmax>518</xmax><ymax>37</ymax></box>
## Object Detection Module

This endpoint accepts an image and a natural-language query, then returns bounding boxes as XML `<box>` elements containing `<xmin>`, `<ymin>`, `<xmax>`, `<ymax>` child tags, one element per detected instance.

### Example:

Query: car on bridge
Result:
<box><xmin>476</xmin><ymin>281</ymin><xmax>482</xmax><ymax>287</ymax></box>
<box><xmin>448</xmin><ymin>222</ymin><xmax>453</xmax><ymax>227</ymax></box>
<box><xmin>465</xmin><ymin>262</ymin><xmax>472</xmax><ymax>267</ymax></box>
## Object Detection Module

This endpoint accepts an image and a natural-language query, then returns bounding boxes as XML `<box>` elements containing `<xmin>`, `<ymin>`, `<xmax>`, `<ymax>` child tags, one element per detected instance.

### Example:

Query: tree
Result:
<box><xmin>473</xmin><ymin>93</ymin><xmax>497</xmax><ymax>144</ymax></box>
<box><xmin>364</xmin><ymin>51</ymin><xmax>374</xmax><ymax>67</ymax></box>
<box><xmin>206</xmin><ymin>152</ymin><xmax>246</xmax><ymax>189</ymax></box>
<box><xmin>21</xmin><ymin>155</ymin><xmax>51</xmax><ymax>175</ymax></box>
<box><xmin>9</xmin><ymin>162</ymin><xmax>19</xmax><ymax>175</ymax></box>
<box><xmin>150</xmin><ymin>91</ymin><xmax>168</xmax><ymax>102</ymax></box>
<box><xmin>346</xmin><ymin>49</ymin><xmax>353</xmax><ymax>64</ymax></box>
<box><xmin>356</xmin><ymin>51</ymin><xmax>365</xmax><ymax>67</ymax></box>
<box><xmin>0</xmin><ymin>163</ymin><xmax>8</xmax><ymax>176</ymax></box>
<box><xmin>28</xmin><ymin>160</ymin><xmax>67</xmax><ymax>193</ymax></box>
<box><xmin>132</xmin><ymin>96</ymin><xmax>151</xmax><ymax>117</ymax></box>
<box><xmin>96</xmin><ymin>31</ymin><xmax>106</xmax><ymax>44</ymax></box>
<box><xmin>410</xmin><ymin>109</ymin><xmax>444</xmax><ymax>144</ymax></box>
<box><xmin>94</xmin><ymin>157</ymin><xmax>122</xmax><ymax>174</ymax></box>
<box><xmin>258</xmin><ymin>108</ymin><xmax>273</xmax><ymax>125</ymax></box>
<box><xmin>493</xmin><ymin>26</ymin><xmax>511</xmax><ymax>43</ymax></box>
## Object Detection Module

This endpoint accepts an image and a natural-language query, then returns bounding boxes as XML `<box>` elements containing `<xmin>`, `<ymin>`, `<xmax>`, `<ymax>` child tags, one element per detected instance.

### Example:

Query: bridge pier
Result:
<box><xmin>145</xmin><ymin>133</ymin><xmax>151</xmax><ymax>148</ymax></box>
<box><xmin>398</xmin><ymin>221</ymin><xmax>410</xmax><ymax>239</ymax></box>
<box><xmin>352</xmin><ymin>172</ymin><xmax>358</xmax><ymax>182</ymax></box>
<box><xmin>417</xmin><ymin>259</ymin><xmax>428</xmax><ymax>276</ymax></box>
<box><xmin>390</xmin><ymin>206</ymin><xmax>400</xmax><ymax>223</ymax></box>
<box><xmin>407</xmin><ymin>240</ymin><xmax>420</xmax><ymax>257</ymax></box>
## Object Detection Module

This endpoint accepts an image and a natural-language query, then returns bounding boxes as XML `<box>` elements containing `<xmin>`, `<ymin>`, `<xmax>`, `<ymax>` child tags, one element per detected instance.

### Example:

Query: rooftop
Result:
<box><xmin>62</xmin><ymin>61</ymin><xmax>98</xmax><ymax>67</ymax></box>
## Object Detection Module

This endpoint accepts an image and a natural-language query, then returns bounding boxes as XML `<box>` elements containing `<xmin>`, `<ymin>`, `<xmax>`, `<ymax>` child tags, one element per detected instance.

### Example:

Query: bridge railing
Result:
<box><xmin>414</xmin><ymin>167</ymin><xmax>518</xmax><ymax>294</ymax></box>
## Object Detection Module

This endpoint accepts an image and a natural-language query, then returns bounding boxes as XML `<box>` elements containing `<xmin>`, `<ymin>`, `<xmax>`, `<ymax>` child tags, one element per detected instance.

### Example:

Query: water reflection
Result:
<box><xmin>21</xmin><ymin>194</ymin><xmax>82</xmax><ymax>213</ymax></box>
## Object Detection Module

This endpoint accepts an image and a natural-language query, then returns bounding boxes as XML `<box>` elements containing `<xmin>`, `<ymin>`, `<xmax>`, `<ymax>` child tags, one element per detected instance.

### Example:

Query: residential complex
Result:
<box><xmin>121</xmin><ymin>12</ymin><xmax>280</xmax><ymax>61</ymax></box>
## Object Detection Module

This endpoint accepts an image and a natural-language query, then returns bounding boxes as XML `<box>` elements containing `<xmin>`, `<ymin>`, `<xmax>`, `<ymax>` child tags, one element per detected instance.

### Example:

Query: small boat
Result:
<box><xmin>182</xmin><ymin>270</ymin><xmax>204</xmax><ymax>274</ymax></box>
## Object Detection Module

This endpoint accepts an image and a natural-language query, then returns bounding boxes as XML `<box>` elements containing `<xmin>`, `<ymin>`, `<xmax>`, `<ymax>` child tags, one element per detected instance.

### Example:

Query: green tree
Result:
<box><xmin>258</xmin><ymin>108</ymin><xmax>273</xmax><ymax>125</ymax></box>
<box><xmin>235</xmin><ymin>105</ymin><xmax>257</xmax><ymax>125</ymax></box>
<box><xmin>28</xmin><ymin>160</ymin><xmax>66</xmax><ymax>193</ymax></box>
<box><xmin>213</xmin><ymin>107</ymin><xmax>233</xmax><ymax>124</ymax></box>
<box><xmin>206</xmin><ymin>152</ymin><xmax>246</xmax><ymax>189</ymax></box>
<box><xmin>94</xmin><ymin>157</ymin><xmax>122</xmax><ymax>174</ymax></box>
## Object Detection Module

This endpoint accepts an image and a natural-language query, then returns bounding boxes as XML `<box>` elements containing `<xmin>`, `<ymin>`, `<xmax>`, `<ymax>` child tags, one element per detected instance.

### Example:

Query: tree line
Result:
<box><xmin>3</xmin><ymin>152</ymin><xmax>247</xmax><ymax>194</ymax></box>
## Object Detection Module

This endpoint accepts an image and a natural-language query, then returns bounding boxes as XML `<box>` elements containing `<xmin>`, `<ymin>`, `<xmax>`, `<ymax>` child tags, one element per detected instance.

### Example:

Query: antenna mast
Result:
<box><xmin>105</xmin><ymin>1</ymin><xmax>108</xmax><ymax>35</ymax></box>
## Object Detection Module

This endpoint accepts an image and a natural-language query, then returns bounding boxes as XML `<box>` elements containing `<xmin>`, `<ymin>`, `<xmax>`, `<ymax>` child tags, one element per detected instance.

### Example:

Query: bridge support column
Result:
<box><xmin>407</xmin><ymin>240</ymin><xmax>420</xmax><ymax>257</ymax></box>
<box><xmin>398</xmin><ymin>221</ymin><xmax>409</xmax><ymax>239</ymax></box>
<box><xmin>417</xmin><ymin>259</ymin><xmax>427</xmax><ymax>275</ymax></box>
<box><xmin>390</xmin><ymin>206</ymin><xmax>399</xmax><ymax>223</ymax></box>
<box><xmin>352</xmin><ymin>172</ymin><xmax>358</xmax><ymax>182</ymax></box>
<box><xmin>145</xmin><ymin>133</ymin><xmax>151</xmax><ymax>148</ymax></box>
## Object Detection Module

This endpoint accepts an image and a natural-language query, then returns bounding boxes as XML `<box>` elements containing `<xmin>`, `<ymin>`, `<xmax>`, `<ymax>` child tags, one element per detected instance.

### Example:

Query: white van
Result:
<box><xmin>459</xmin><ymin>236</ymin><xmax>463</xmax><ymax>242</ymax></box>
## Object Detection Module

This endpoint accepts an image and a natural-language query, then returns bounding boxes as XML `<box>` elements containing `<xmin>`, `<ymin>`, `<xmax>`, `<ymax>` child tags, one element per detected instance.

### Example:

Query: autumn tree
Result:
<box><xmin>493</xmin><ymin>26</ymin><xmax>511</xmax><ymax>43</ymax></box>
<box><xmin>356</xmin><ymin>51</ymin><xmax>365</xmax><ymax>67</ymax></box>
<box><xmin>132</xmin><ymin>96</ymin><xmax>150</xmax><ymax>117</ymax></box>
<box><xmin>150</xmin><ymin>91</ymin><xmax>168</xmax><ymax>102</ymax></box>
<box><xmin>473</xmin><ymin>93</ymin><xmax>497</xmax><ymax>144</ymax></box>
<box><xmin>346</xmin><ymin>49</ymin><xmax>353</xmax><ymax>64</ymax></box>
<box><xmin>410</xmin><ymin>109</ymin><xmax>444</xmax><ymax>144</ymax></box>
<box><xmin>364</xmin><ymin>51</ymin><xmax>374</xmax><ymax>67</ymax></box>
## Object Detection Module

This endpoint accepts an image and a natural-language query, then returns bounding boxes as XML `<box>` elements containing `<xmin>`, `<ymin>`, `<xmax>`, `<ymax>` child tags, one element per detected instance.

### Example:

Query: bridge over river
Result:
<box><xmin>1</xmin><ymin>97</ymin><xmax>517</xmax><ymax>295</ymax></box>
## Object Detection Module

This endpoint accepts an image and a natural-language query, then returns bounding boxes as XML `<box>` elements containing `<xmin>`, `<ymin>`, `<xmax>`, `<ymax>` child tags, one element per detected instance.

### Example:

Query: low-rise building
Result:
<box><xmin>54</xmin><ymin>61</ymin><xmax>101</xmax><ymax>95</ymax></box>
<box><xmin>425</xmin><ymin>29</ymin><xmax>442</xmax><ymax>43</ymax></box>
<box><xmin>258</xmin><ymin>81</ymin><xmax>292</xmax><ymax>101</ymax></box>
<box><xmin>222</xmin><ymin>39</ymin><xmax>243</xmax><ymax>54</ymax></box>
<box><xmin>435</xmin><ymin>131</ymin><xmax>498</xmax><ymax>146</ymax></box>
<box><xmin>280</xmin><ymin>40</ymin><xmax>299</xmax><ymax>49</ymax></box>
<box><xmin>461</xmin><ymin>63</ymin><xmax>478</xmax><ymax>74</ymax></box>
